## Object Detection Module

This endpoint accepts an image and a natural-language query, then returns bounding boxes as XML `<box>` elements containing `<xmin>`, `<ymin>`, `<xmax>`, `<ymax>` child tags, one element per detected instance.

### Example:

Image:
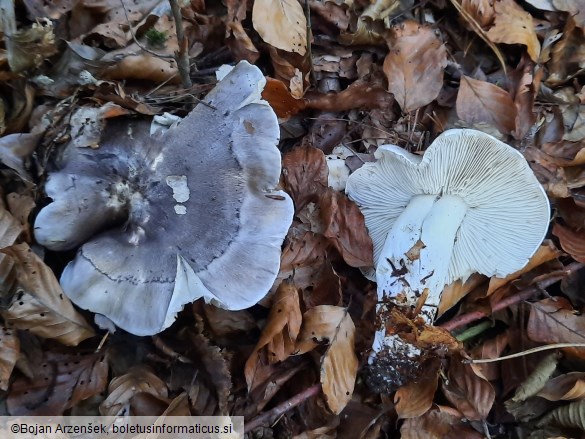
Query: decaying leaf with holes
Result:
<box><xmin>296</xmin><ymin>305</ymin><xmax>358</xmax><ymax>415</ymax></box>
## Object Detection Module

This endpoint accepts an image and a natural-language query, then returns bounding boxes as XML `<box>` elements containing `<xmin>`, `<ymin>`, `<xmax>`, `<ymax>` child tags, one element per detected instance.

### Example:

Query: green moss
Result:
<box><xmin>145</xmin><ymin>28</ymin><xmax>167</xmax><ymax>48</ymax></box>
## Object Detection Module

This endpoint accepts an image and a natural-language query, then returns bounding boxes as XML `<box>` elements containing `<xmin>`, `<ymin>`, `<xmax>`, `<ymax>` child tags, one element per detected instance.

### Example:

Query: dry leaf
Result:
<box><xmin>439</xmin><ymin>273</ymin><xmax>486</xmax><ymax>316</ymax></box>
<box><xmin>296</xmin><ymin>306</ymin><xmax>358</xmax><ymax>414</ymax></box>
<box><xmin>461</xmin><ymin>0</ymin><xmax>494</xmax><ymax>27</ymax></box>
<box><xmin>394</xmin><ymin>370</ymin><xmax>439</xmax><ymax>419</ymax></box>
<box><xmin>7</xmin><ymin>351</ymin><xmax>108</xmax><ymax>415</ymax></box>
<box><xmin>487</xmin><ymin>240</ymin><xmax>562</xmax><ymax>295</ymax></box>
<box><xmin>527</xmin><ymin>298</ymin><xmax>585</xmax><ymax>354</ymax></box>
<box><xmin>442</xmin><ymin>354</ymin><xmax>495</xmax><ymax>420</ymax></box>
<box><xmin>470</xmin><ymin>332</ymin><xmax>509</xmax><ymax>382</ymax></box>
<box><xmin>538</xmin><ymin>398</ymin><xmax>585</xmax><ymax>429</ymax></box>
<box><xmin>400</xmin><ymin>405</ymin><xmax>484</xmax><ymax>439</ymax></box>
<box><xmin>486</xmin><ymin>0</ymin><xmax>540</xmax><ymax>62</ymax></box>
<box><xmin>262</xmin><ymin>77</ymin><xmax>307</xmax><ymax>118</ymax></box>
<box><xmin>252</xmin><ymin>0</ymin><xmax>307</xmax><ymax>55</ymax></box>
<box><xmin>456</xmin><ymin>76</ymin><xmax>517</xmax><ymax>134</ymax></box>
<box><xmin>506</xmin><ymin>352</ymin><xmax>560</xmax><ymax>408</ymax></box>
<box><xmin>0</xmin><ymin>325</ymin><xmax>19</xmax><ymax>391</ymax></box>
<box><xmin>538</xmin><ymin>372</ymin><xmax>585</xmax><ymax>401</ymax></box>
<box><xmin>383</xmin><ymin>21</ymin><xmax>447</xmax><ymax>112</ymax></box>
<box><xmin>553</xmin><ymin>223</ymin><xmax>585</xmax><ymax>263</ymax></box>
<box><xmin>0</xmin><ymin>205</ymin><xmax>22</xmax><ymax>249</ymax></box>
<box><xmin>100</xmin><ymin>366</ymin><xmax>168</xmax><ymax>416</ymax></box>
<box><xmin>245</xmin><ymin>279</ymin><xmax>302</xmax><ymax>390</ymax></box>
<box><xmin>319</xmin><ymin>189</ymin><xmax>374</xmax><ymax>267</ymax></box>
<box><xmin>1</xmin><ymin>243</ymin><xmax>95</xmax><ymax>345</ymax></box>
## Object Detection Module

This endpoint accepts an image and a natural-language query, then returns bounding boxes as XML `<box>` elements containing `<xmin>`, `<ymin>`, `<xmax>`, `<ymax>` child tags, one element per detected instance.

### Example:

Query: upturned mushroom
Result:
<box><xmin>34</xmin><ymin>61</ymin><xmax>294</xmax><ymax>336</ymax></box>
<box><xmin>345</xmin><ymin>129</ymin><xmax>550</xmax><ymax>389</ymax></box>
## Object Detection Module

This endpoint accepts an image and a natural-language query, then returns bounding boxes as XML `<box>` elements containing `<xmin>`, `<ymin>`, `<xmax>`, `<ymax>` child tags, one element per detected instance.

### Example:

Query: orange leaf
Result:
<box><xmin>262</xmin><ymin>78</ymin><xmax>307</xmax><ymax>118</ymax></box>
<box><xmin>538</xmin><ymin>372</ymin><xmax>585</xmax><ymax>401</ymax></box>
<box><xmin>383</xmin><ymin>21</ymin><xmax>447</xmax><ymax>112</ymax></box>
<box><xmin>456</xmin><ymin>75</ymin><xmax>517</xmax><ymax>134</ymax></box>
<box><xmin>486</xmin><ymin>0</ymin><xmax>541</xmax><ymax>62</ymax></box>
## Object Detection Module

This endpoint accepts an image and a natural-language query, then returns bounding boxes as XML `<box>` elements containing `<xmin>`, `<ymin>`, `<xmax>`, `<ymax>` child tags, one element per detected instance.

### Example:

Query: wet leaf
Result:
<box><xmin>7</xmin><ymin>351</ymin><xmax>108</xmax><ymax>415</ymax></box>
<box><xmin>245</xmin><ymin>279</ymin><xmax>302</xmax><ymax>390</ymax></box>
<box><xmin>383</xmin><ymin>21</ymin><xmax>447</xmax><ymax>112</ymax></box>
<box><xmin>296</xmin><ymin>306</ymin><xmax>358</xmax><ymax>414</ymax></box>
<box><xmin>252</xmin><ymin>0</ymin><xmax>307</xmax><ymax>55</ymax></box>
<box><xmin>100</xmin><ymin>366</ymin><xmax>168</xmax><ymax>416</ymax></box>
<box><xmin>456</xmin><ymin>76</ymin><xmax>517</xmax><ymax>134</ymax></box>
<box><xmin>486</xmin><ymin>0</ymin><xmax>541</xmax><ymax>62</ymax></box>
<box><xmin>1</xmin><ymin>243</ymin><xmax>95</xmax><ymax>345</ymax></box>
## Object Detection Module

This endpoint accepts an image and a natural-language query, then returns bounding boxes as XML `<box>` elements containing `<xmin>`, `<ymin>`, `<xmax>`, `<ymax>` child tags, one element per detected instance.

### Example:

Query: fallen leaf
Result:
<box><xmin>400</xmin><ymin>405</ymin><xmax>484</xmax><ymax>439</ymax></box>
<box><xmin>0</xmin><ymin>205</ymin><xmax>22</xmax><ymax>249</ymax></box>
<box><xmin>456</xmin><ymin>75</ymin><xmax>517</xmax><ymax>134</ymax></box>
<box><xmin>461</xmin><ymin>0</ymin><xmax>495</xmax><ymax>27</ymax></box>
<box><xmin>394</xmin><ymin>369</ymin><xmax>439</xmax><ymax>419</ymax></box>
<box><xmin>296</xmin><ymin>306</ymin><xmax>358</xmax><ymax>415</ymax></box>
<box><xmin>100</xmin><ymin>366</ymin><xmax>168</xmax><ymax>416</ymax></box>
<box><xmin>245</xmin><ymin>279</ymin><xmax>302</xmax><ymax>390</ymax></box>
<box><xmin>486</xmin><ymin>0</ymin><xmax>540</xmax><ymax>62</ymax></box>
<box><xmin>252</xmin><ymin>0</ymin><xmax>307</xmax><ymax>55</ymax></box>
<box><xmin>538</xmin><ymin>372</ymin><xmax>585</xmax><ymax>401</ymax></box>
<box><xmin>552</xmin><ymin>223</ymin><xmax>585</xmax><ymax>263</ymax></box>
<box><xmin>439</xmin><ymin>273</ymin><xmax>486</xmax><ymax>316</ymax></box>
<box><xmin>7</xmin><ymin>351</ymin><xmax>108</xmax><ymax>415</ymax></box>
<box><xmin>262</xmin><ymin>77</ymin><xmax>307</xmax><ymax>118</ymax></box>
<box><xmin>527</xmin><ymin>298</ymin><xmax>585</xmax><ymax>354</ymax></box>
<box><xmin>470</xmin><ymin>332</ymin><xmax>509</xmax><ymax>382</ymax></box>
<box><xmin>319</xmin><ymin>189</ymin><xmax>374</xmax><ymax>267</ymax></box>
<box><xmin>506</xmin><ymin>352</ymin><xmax>560</xmax><ymax>410</ymax></box>
<box><xmin>442</xmin><ymin>353</ymin><xmax>495</xmax><ymax>420</ymax></box>
<box><xmin>304</xmin><ymin>81</ymin><xmax>393</xmax><ymax>112</ymax></box>
<box><xmin>538</xmin><ymin>398</ymin><xmax>585</xmax><ymax>429</ymax></box>
<box><xmin>383</xmin><ymin>21</ymin><xmax>447</xmax><ymax>112</ymax></box>
<box><xmin>0</xmin><ymin>243</ymin><xmax>95</xmax><ymax>345</ymax></box>
<box><xmin>0</xmin><ymin>325</ymin><xmax>19</xmax><ymax>391</ymax></box>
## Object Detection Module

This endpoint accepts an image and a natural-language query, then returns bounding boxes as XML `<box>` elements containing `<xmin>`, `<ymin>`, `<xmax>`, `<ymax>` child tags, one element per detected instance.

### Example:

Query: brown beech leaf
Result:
<box><xmin>538</xmin><ymin>398</ymin><xmax>585</xmax><ymax>430</ymax></box>
<box><xmin>252</xmin><ymin>0</ymin><xmax>307</xmax><ymax>55</ymax></box>
<box><xmin>383</xmin><ymin>21</ymin><xmax>447</xmax><ymax>112</ymax></box>
<box><xmin>552</xmin><ymin>223</ymin><xmax>585</xmax><ymax>263</ymax></box>
<box><xmin>262</xmin><ymin>78</ymin><xmax>307</xmax><ymax>118</ymax></box>
<box><xmin>456</xmin><ymin>76</ymin><xmax>517</xmax><ymax>134</ymax></box>
<box><xmin>439</xmin><ymin>273</ymin><xmax>486</xmax><ymax>316</ymax></box>
<box><xmin>100</xmin><ymin>366</ymin><xmax>168</xmax><ymax>416</ymax></box>
<box><xmin>304</xmin><ymin>81</ymin><xmax>393</xmax><ymax>112</ymax></box>
<box><xmin>0</xmin><ymin>243</ymin><xmax>95</xmax><ymax>345</ymax></box>
<box><xmin>6</xmin><ymin>192</ymin><xmax>35</xmax><ymax>243</ymax></box>
<box><xmin>0</xmin><ymin>325</ymin><xmax>19</xmax><ymax>391</ymax></box>
<box><xmin>471</xmin><ymin>332</ymin><xmax>509</xmax><ymax>382</ymax></box>
<box><xmin>456</xmin><ymin>76</ymin><xmax>516</xmax><ymax>134</ymax></box>
<box><xmin>394</xmin><ymin>370</ymin><xmax>439</xmax><ymax>419</ymax></box>
<box><xmin>486</xmin><ymin>0</ymin><xmax>540</xmax><ymax>61</ymax></box>
<box><xmin>0</xmin><ymin>205</ymin><xmax>22</xmax><ymax>249</ymax></box>
<box><xmin>281</xmin><ymin>145</ymin><xmax>328</xmax><ymax>212</ymax></box>
<box><xmin>296</xmin><ymin>306</ymin><xmax>358</xmax><ymax>415</ymax></box>
<box><xmin>487</xmin><ymin>240</ymin><xmax>562</xmax><ymax>295</ymax></box>
<box><xmin>442</xmin><ymin>354</ymin><xmax>495</xmax><ymax>420</ymax></box>
<box><xmin>7</xmin><ymin>351</ymin><xmax>108</xmax><ymax>415</ymax></box>
<box><xmin>319</xmin><ymin>189</ymin><xmax>374</xmax><ymax>267</ymax></box>
<box><xmin>245</xmin><ymin>279</ymin><xmax>302</xmax><ymax>390</ymax></box>
<box><xmin>527</xmin><ymin>298</ymin><xmax>585</xmax><ymax>352</ymax></box>
<box><xmin>538</xmin><ymin>372</ymin><xmax>585</xmax><ymax>401</ymax></box>
<box><xmin>400</xmin><ymin>406</ymin><xmax>484</xmax><ymax>439</ymax></box>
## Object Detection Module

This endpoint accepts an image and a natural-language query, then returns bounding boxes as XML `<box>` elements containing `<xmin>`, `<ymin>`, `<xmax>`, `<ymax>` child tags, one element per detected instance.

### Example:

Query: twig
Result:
<box><xmin>169</xmin><ymin>0</ymin><xmax>193</xmax><ymax>90</ymax></box>
<box><xmin>466</xmin><ymin>343</ymin><xmax>585</xmax><ymax>364</ymax></box>
<box><xmin>244</xmin><ymin>384</ymin><xmax>322</xmax><ymax>433</ymax></box>
<box><xmin>439</xmin><ymin>262</ymin><xmax>585</xmax><ymax>332</ymax></box>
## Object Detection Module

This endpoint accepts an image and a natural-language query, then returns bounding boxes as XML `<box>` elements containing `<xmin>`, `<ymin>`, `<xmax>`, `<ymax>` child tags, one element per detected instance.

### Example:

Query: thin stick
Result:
<box><xmin>466</xmin><ymin>343</ymin><xmax>585</xmax><ymax>364</ymax></box>
<box><xmin>244</xmin><ymin>384</ymin><xmax>322</xmax><ymax>433</ymax></box>
<box><xmin>169</xmin><ymin>0</ymin><xmax>193</xmax><ymax>89</ymax></box>
<box><xmin>439</xmin><ymin>262</ymin><xmax>585</xmax><ymax>332</ymax></box>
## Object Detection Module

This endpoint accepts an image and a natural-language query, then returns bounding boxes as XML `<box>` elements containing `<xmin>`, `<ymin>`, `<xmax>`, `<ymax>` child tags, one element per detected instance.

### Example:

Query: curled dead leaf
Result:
<box><xmin>553</xmin><ymin>222</ymin><xmax>585</xmax><ymax>263</ymax></box>
<box><xmin>538</xmin><ymin>372</ymin><xmax>585</xmax><ymax>401</ymax></box>
<box><xmin>252</xmin><ymin>0</ymin><xmax>307</xmax><ymax>55</ymax></box>
<box><xmin>296</xmin><ymin>306</ymin><xmax>358</xmax><ymax>415</ymax></box>
<box><xmin>0</xmin><ymin>325</ymin><xmax>19</xmax><ymax>391</ymax></box>
<box><xmin>394</xmin><ymin>368</ymin><xmax>439</xmax><ymax>419</ymax></box>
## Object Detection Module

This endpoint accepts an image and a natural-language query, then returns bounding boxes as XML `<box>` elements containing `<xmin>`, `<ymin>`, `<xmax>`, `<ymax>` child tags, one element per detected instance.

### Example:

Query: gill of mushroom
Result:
<box><xmin>345</xmin><ymin>129</ymin><xmax>550</xmax><ymax>391</ymax></box>
<box><xmin>33</xmin><ymin>61</ymin><xmax>294</xmax><ymax>336</ymax></box>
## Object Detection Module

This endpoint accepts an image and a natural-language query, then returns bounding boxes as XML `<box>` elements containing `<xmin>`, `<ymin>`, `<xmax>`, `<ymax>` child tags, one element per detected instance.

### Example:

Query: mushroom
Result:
<box><xmin>34</xmin><ymin>61</ymin><xmax>294</xmax><ymax>336</ymax></box>
<box><xmin>345</xmin><ymin>129</ymin><xmax>550</xmax><ymax>389</ymax></box>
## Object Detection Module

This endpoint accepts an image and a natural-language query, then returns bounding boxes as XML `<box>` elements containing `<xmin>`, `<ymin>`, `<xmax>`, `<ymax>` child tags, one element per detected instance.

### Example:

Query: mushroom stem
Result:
<box><xmin>376</xmin><ymin>193</ymin><xmax>468</xmax><ymax>322</ymax></box>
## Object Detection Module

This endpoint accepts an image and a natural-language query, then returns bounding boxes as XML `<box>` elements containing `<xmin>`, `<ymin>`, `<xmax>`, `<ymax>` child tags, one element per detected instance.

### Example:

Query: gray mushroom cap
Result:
<box><xmin>34</xmin><ymin>61</ymin><xmax>294</xmax><ymax>336</ymax></box>
<box><xmin>346</xmin><ymin>129</ymin><xmax>550</xmax><ymax>290</ymax></box>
